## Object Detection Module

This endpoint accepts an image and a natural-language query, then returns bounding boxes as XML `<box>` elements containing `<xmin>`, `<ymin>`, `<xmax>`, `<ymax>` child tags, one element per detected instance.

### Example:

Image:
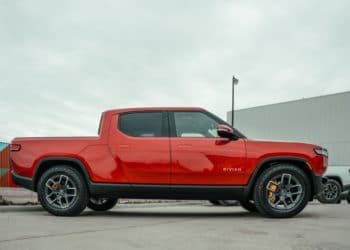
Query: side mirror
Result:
<box><xmin>217</xmin><ymin>124</ymin><xmax>235</xmax><ymax>139</ymax></box>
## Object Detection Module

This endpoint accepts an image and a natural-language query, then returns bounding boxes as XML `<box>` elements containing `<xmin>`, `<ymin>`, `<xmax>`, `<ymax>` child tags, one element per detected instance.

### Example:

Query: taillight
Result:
<box><xmin>10</xmin><ymin>144</ymin><xmax>21</xmax><ymax>152</ymax></box>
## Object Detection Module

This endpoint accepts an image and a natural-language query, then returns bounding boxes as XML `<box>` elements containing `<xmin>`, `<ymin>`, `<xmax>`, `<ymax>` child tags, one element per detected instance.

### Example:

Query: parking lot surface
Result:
<box><xmin>0</xmin><ymin>202</ymin><xmax>349</xmax><ymax>250</ymax></box>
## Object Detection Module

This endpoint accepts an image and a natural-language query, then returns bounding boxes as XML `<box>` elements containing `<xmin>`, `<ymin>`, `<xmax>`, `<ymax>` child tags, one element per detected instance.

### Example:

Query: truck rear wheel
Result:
<box><xmin>37</xmin><ymin>165</ymin><xmax>88</xmax><ymax>216</ymax></box>
<box><xmin>87</xmin><ymin>198</ymin><xmax>118</xmax><ymax>211</ymax></box>
<box><xmin>253</xmin><ymin>164</ymin><xmax>311</xmax><ymax>218</ymax></box>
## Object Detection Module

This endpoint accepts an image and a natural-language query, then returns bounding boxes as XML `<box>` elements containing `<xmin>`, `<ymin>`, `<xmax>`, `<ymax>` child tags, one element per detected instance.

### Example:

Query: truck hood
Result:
<box><xmin>244</xmin><ymin>138</ymin><xmax>322</xmax><ymax>159</ymax></box>
<box><xmin>245</xmin><ymin>138</ymin><xmax>320</xmax><ymax>148</ymax></box>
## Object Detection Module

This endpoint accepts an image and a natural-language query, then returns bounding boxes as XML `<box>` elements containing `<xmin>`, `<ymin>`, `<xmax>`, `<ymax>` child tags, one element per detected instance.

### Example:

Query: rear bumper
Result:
<box><xmin>11</xmin><ymin>171</ymin><xmax>34</xmax><ymax>191</ymax></box>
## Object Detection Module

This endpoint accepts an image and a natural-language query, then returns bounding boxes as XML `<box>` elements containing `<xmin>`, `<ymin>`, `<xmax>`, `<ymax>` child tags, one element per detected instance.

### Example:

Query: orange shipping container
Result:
<box><xmin>0</xmin><ymin>142</ymin><xmax>16</xmax><ymax>187</ymax></box>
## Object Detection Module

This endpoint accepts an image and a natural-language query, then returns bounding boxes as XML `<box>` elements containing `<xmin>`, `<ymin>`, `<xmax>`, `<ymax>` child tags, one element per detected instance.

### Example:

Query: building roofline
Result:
<box><xmin>234</xmin><ymin>90</ymin><xmax>350</xmax><ymax>112</ymax></box>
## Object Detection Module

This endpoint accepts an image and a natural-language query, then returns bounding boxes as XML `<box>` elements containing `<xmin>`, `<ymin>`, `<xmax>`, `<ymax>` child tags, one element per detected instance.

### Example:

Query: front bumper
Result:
<box><xmin>11</xmin><ymin>171</ymin><xmax>34</xmax><ymax>191</ymax></box>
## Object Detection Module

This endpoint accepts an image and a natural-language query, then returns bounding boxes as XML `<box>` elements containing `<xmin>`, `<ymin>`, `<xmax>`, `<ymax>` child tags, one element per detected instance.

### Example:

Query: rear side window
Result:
<box><xmin>118</xmin><ymin>112</ymin><xmax>164</xmax><ymax>137</ymax></box>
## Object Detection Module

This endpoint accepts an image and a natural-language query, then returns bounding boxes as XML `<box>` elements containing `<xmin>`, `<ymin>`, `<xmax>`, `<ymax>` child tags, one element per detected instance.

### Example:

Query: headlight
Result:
<box><xmin>314</xmin><ymin>148</ymin><xmax>328</xmax><ymax>157</ymax></box>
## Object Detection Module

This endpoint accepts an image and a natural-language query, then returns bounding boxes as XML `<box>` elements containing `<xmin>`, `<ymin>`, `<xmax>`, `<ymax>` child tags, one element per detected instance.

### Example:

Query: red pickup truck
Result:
<box><xmin>10</xmin><ymin>107</ymin><xmax>327</xmax><ymax>217</ymax></box>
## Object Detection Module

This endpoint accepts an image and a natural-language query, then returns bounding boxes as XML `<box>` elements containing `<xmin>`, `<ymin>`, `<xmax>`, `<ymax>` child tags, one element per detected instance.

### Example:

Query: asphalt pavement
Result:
<box><xmin>0</xmin><ymin>201</ymin><xmax>349</xmax><ymax>250</ymax></box>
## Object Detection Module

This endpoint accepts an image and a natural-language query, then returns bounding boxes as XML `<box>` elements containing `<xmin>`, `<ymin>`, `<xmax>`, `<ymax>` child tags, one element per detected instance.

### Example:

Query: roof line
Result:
<box><xmin>235</xmin><ymin>90</ymin><xmax>350</xmax><ymax>112</ymax></box>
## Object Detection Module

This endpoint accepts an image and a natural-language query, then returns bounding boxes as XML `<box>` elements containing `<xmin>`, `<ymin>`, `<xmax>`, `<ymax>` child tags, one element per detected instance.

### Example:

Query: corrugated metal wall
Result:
<box><xmin>228</xmin><ymin>91</ymin><xmax>350</xmax><ymax>166</ymax></box>
<box><xmin>0</xmin><ymin>142</ymin><xmax>15</xmax><ymax>187</ymax></box>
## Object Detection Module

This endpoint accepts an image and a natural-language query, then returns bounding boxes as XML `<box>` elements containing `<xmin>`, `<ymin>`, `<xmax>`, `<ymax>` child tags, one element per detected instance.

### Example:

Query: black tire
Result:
<box><xmin>209</xmin><ymin>200</ymin><xmax>221</xmax><ymax>205</ymax></box>
<box><xmin>253</xmin><ymin>164</ymin><xmax>311</xmax><ymax>218</ymax></box>
<box><xmin>316</xmin><ymin>179</ymin><xmax>342</xmax><ymax>204</ymax></box>
<box><xmin>37</xmin><ymin>165</ymin><xmax>88</xmax><ymax>216</ymax></box>
<box><xmin>209</xmin><ymin>200</ymin><xmax>239</xmax><ymax>206</ymax></box>
<box><xmin>87</xmin><ymin>198</ymin><xmax>118</xmax><ymax>211</ymax></box>
<box><xmin>347</xmin><ymin>191</ymin><xmax>350</xmax><ymax>204</ymax></box>
<box><xmin>240</xmin><ymin>200</ymin><xmax>257</xmax><ymax>212</ymax></box>
<box><xmin>218</xmin><ymin>200</ymin><xmax>240</xmax><ymax>206</ymax></box>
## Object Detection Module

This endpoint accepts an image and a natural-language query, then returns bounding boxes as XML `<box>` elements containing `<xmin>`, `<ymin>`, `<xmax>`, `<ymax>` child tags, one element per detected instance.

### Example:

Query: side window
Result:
<box><xmin>119</xmin><ymin>112</ymin><xmax>164</xmax><ymax>137</ymax></box>
<box><xmin>173</xmin><ymin>112</ymin><xmax>219</xmax><ymax>138</ymax></box>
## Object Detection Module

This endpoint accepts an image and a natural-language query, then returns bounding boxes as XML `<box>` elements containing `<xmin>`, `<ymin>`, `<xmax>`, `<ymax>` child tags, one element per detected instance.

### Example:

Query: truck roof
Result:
<box><xmin>104</xmin><ymin>107</ymin><xmax>205</xmax><ymax>114</ymax></box>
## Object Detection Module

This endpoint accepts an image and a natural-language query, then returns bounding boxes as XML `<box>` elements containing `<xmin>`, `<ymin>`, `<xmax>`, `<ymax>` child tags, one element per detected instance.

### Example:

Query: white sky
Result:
<box><xmin>1</xmin><ymin>0</ymin><xmax>350</xmax><ymax>142</ymax></box>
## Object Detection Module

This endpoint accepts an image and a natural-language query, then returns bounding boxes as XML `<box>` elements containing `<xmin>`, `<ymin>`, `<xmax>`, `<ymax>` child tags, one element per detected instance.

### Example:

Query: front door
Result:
<box><xmin>109</xmin><ymin>111</ymin><xmax>170</xmax><ymax>184</ymax></box>
<box><xmin>170</xmin><ymin>111</ymin><xmax>246</xmax><ymax>185</ymax></box>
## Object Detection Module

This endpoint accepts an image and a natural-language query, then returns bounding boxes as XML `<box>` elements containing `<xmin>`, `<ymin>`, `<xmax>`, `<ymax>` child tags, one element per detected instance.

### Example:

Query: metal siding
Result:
<box><xmin>228</xmin><ymin>91</ymin><xmax>350</xmax><ymax>166</ymax></box>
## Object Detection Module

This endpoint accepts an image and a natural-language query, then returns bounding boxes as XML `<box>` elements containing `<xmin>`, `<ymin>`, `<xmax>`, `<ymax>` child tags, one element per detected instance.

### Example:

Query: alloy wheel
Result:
<box><xmin>266</xmin><ymin>173</ymin><xmax>303</xmax><ymax>210</ymax></box>
<box><xmin>322</xmin><ymin>182</ymin><xmax>340</xmax><ymax>201</ymax></box>
<box><xmin>44</xmin><ymin>174</ymin><xmax>78</xmax><ymax>209</ymax></box>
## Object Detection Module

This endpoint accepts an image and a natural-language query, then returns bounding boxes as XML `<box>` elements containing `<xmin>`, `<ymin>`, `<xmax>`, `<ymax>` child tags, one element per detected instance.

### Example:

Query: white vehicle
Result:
<box><xmin>317</xmin><ymin>166</ymin><xmax>350</xmax><ymax>203</ymax></box>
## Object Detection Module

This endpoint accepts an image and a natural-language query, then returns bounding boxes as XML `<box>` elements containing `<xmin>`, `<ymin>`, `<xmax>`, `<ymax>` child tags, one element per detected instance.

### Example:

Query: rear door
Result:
<box><xmin>108</xmin><ymin>111</ymin><xmax>171</xmax><ymax>184</ymax></box>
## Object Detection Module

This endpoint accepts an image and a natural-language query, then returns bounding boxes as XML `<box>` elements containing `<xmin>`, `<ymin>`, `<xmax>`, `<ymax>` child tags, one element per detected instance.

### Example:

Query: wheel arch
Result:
<box><xmin>33</xmin><ymin>157</ymin><xmax>91</xmax><ymax>191</ymax></box>
<box><xmin>246</xmin><ymin>156</ymin><xmax>315</xmax><ymax>200</ymax></box>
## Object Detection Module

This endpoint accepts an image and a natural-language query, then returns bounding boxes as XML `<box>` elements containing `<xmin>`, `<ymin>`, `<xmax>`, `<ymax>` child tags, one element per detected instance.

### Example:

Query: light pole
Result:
<box><xmin>231</xmin><ymin>75</ymin><xmax>239</xmax><ymax>127</ymax></box>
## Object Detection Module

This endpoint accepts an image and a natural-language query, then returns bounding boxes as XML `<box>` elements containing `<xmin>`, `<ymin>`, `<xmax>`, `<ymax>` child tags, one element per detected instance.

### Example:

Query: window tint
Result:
<box><xmin>119</xmin><ymin>112</ymin><xmax>164</xmax><ymax>137</ymax></box>
<box><xmin>174</xmin><ymin>112</ymin><xmax>219</xmax><ymax>138</ymax></box>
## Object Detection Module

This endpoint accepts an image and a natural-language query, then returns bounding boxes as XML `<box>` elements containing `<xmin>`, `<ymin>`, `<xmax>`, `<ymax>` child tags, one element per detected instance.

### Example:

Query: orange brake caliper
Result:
<box><xmin>267</xmin><ymin>182</ymin><xmax>278</xmax><ymax>203</ymax></box>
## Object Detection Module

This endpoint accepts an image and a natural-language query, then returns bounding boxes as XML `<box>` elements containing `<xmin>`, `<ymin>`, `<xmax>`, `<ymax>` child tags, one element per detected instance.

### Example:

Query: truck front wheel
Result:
<box><xmin>253</xmin><ymin>164</ymin><xmax>311</xmax><ymax>218</ymax></box>
<box><xmin>37</xmin><ymin>165</ymin><xmax>88</xmax><ymax>216</ymax></box>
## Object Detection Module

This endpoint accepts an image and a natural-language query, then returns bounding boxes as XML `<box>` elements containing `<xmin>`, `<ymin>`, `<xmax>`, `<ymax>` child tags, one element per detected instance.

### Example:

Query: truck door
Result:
<box><xmin>169</xmin><ymin>111</ymin><xmax>246</xmax><ymax>185</ymax></box>
<box><xmin>108</xmin><ymin>111</ymin><xmax>171</xmax><ymax>184</ymax></box>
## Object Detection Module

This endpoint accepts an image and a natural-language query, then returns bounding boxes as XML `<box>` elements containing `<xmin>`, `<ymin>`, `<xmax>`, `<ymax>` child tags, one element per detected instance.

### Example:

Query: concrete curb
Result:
<box><xmin>0</xmin><ymin>188</ymin><xmax>38</xmax><ymax>205</ymax></box>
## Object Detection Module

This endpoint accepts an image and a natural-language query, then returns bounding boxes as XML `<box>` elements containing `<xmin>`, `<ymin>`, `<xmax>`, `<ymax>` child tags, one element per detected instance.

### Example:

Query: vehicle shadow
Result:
<box><xmin>81</xmin><ymin>210</ymin><xmax>264</xmax><ymax>218</ymax></box>
<box><xmin>80</xmin><ymin>209</ymin><xmax>319</xmax><ymax>219</ymax></box>
<box><xmin>0</xmin><ymin>205</ymin><xmax>319</xmax><ymax>219</ymax></box>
